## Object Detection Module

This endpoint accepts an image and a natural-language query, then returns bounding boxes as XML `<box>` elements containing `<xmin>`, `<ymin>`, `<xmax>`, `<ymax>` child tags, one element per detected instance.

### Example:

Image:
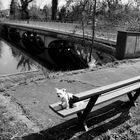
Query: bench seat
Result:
<box><xmin>49</xmin><ymin>82</ymin><xmax>140</xmax><ymax>117</ymax></box>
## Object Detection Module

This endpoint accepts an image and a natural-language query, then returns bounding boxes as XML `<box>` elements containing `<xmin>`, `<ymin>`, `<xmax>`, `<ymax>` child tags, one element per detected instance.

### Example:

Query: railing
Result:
<box><xmin>0</xmin><ymin>18</ymin><xmax>127</xmax><ymax>42</ymax></box>
<box><xmin>1</xmin><ymin>18</ymin><xmax>84</xmax><ymax>34</ymax></box>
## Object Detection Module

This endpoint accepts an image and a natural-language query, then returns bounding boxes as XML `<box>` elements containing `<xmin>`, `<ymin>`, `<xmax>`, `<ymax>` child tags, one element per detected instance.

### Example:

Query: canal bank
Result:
<box><xmin>1</xmin><ymin>58</ymin><xmax>140</xmax><ymax>139</ymax></box>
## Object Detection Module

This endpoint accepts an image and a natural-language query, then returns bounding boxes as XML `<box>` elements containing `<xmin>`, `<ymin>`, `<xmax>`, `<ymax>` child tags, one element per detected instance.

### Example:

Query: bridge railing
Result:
<box><xmin>1</xmin><ymin>19</ymin><xmax>93</xmax><ymax>36</ymax></box>
<box><xmin>1</xmin><ymin>19</ymin><xmax>127</xmax><ymax>41</ymax></box>
<box><xmin>2</xmin><ymin>19</ymin><xmax>81</xmax><ymax>31</ymax></box>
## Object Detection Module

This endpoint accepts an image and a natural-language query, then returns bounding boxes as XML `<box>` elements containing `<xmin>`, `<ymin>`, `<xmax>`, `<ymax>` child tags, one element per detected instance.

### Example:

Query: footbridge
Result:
<box><xmin>0</xmin><ymin>20</ymin><xmax>116</xmax><ymax>54</ymax></box>
<box><xmin>1</xmin><ymin>20</ymin><xmax>140</xmax><ymax>69</ymax></box>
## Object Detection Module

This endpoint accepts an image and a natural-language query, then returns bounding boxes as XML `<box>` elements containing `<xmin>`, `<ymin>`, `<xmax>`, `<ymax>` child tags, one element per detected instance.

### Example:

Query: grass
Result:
<box><xmin>0</xmin><ymin>105</ymin><xmax>29</xmax><ymax>140</ymax></box>
<box><xmin>0</xmin><ymin>61</ymin><xmax>139</xmax><ymax>140</ymax></box>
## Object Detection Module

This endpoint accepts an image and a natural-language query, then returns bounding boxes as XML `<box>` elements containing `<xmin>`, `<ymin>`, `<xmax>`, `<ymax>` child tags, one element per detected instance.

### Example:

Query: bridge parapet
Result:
<box><xmin>0</xmin><ymin>19</ymin><xmax>116</xmax><ymax>55</ymax></box>
<box><xmin>1</xmin><ymin>19</ymin><xmax>84</xmax><ymax>34</ymax></box>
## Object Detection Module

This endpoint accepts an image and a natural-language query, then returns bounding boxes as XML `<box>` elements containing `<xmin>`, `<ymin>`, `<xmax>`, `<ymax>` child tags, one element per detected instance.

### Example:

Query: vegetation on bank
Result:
<box><xmin>6</xmin><ymin>0</ymin><xmax>140</xmax><ymax>29</ymax></box>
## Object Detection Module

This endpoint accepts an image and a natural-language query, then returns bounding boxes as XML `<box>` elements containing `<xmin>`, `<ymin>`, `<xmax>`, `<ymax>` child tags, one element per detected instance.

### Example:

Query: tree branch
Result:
<box><xmin>27</xmin><ymin>0</ymin><xmax>33</xmax><ymax>3</ymax></box>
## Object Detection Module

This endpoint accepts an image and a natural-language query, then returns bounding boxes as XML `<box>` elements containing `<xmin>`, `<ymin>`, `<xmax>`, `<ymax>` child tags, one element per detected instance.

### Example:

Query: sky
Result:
<box><xmin>0</xmin><ymin>0</ymin><xmax>66</xmax><ymax>9</ymax></box>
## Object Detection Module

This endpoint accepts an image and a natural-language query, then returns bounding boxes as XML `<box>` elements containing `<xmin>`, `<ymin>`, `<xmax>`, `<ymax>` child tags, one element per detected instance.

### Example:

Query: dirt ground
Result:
<box><xmin>1</xmin><ymin>59</ymin><xmax>140</xmax><ymax>139</ymax></box>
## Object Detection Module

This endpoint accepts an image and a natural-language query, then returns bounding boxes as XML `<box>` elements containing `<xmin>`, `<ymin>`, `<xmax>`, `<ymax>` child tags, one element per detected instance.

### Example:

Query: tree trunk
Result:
<box><xmin>89</xmin><ymin>0</ymin><xmax>97</xmax><ymax>62</ymax></box>
<box><xmin>20</xmin><ymin>0</ymin><xmax>33</xmax><ymax>20</ymax></box>
<box><xmin>52</xmin><ymin>0</ymin><xmax>58</xmax><ymax>20</ymax></box>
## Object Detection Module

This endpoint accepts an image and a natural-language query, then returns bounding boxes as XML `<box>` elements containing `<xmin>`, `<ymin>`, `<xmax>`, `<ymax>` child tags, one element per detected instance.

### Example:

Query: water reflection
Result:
<box><xmin>11</xmin><ymin>46</ymin><xmax>37</xmax><ymax>71</ymax></box>
<box><xmin>0</xmin><ymin>40</ymin><xmax>38</xmax><ymax>75</ymax></box>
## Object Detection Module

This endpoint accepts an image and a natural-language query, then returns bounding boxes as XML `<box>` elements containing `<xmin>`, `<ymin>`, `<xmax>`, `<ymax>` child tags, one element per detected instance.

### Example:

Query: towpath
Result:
<box><xmin>1</xmin><ymin>59</ymin><xmax>140</xmax><ymax>133</ymax></box>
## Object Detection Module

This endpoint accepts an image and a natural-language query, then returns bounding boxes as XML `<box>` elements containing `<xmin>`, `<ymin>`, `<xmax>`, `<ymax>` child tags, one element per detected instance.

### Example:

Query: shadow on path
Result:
<box><xmin>21</xmin><ymin>100</ymin><xmax>131</xmax><ymax>140</ymax></box>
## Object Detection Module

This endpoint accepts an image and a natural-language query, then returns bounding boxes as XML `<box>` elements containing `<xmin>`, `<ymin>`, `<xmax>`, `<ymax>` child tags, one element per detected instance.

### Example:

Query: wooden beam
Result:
<box><xmin>127</xmin><ymin>92</ymin><xmax>135</xmax><ymax>106</ymax></box>
<box><xmin>74</xmin><ymin>76</ymin><xmax>140</xmax><ymax>101</ymax></box>
<box><xmin>133</xmin><ymin>88</ymin><xmax>140</xmax><ymax>101</ymax></box>
<box><xmin>78</xmin><ymin>95</ymin><xmax>99</xmax><ymax>131</ymax></box>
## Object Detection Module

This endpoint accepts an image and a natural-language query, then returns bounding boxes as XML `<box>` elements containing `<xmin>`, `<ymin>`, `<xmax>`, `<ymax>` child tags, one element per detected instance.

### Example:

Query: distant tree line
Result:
<box><xmin>9</xmin><ymin>0</ymin><xmax>58</xmax><ymax>20</ymax></box>
<box><xmin>8</xmin><ymin>0</ymin><xmax>140</xmax><ymax>64</ymax></box>
<box><xmin>9</xmin><ymin>0</ymin><xmax>140</xmax><ymax>30</ymax></box>
<box><xmin>61</xmin><ymin>0</ymin><xmax>140</xmax><ymax>24</ymax></box>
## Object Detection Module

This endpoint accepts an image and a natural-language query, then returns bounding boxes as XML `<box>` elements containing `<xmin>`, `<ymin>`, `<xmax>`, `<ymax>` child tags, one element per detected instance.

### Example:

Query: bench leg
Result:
<box><xmin>77</xmin><ymin>112</ymin><xmax>88</xmax><ymax>131</ymax></box>
<box><xmin>77</xmin><ymin>95</ymin><xmax>99</xmax><ymax>131</ymax></box>
<box><xmin>127</xmin><ymin>92</ymin><xmax>135</xmax><ymax>106</ymax></box>
<box><xmin>77</xmin><ymin>112</ymin><xmax>82</xmax><ymax>119</ymax></box>
<box><xmin>133</xmin><ymin>88</ymin><xmax>140</xmax><ymax>101</ymax></box>
<box><xmin>127</xmin><ymin>88</ymin><xmax>140</xmax><ymax>106</ymax></box>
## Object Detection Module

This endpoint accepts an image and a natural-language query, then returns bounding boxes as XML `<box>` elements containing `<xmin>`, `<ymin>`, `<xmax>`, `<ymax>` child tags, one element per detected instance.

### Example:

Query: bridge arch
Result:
<box><xmin>9</xmin><ymin>28</ymin><xmax>20</xmax><ymax>43</ymax></box>
<box><xmin>48</xmin><ymin>40</ymin><xmax>88</xmax><ymax>70</ymax></box>
<box><xmin>0</xmin><ymin>24</ymin><xmax>88</xmax><ymax>71</ymax></box>
<box><xmin>21</xmin><ymin>31</ymin><xmax>46</xmax><ymax>54</ymax></box>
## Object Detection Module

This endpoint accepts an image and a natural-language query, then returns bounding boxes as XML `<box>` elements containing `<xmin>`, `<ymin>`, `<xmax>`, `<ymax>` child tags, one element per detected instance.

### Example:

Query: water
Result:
<box><xmin>0</xmin><ymin>39</ymin><xmax>88</xmax><ymax>76</ymax></box>
<box><xmin>0</xmin><ymin>38</ymin><xmax>115</xmax><ymax>76</ymax></box>
<box><xmin>0</xmin><ymin>40</ymin><xmax>38</xmax><ymax>76</ymax></box>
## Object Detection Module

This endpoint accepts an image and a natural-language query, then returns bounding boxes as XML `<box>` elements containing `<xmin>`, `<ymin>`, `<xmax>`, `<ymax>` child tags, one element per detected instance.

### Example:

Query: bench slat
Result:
<box><xmin>74</xmin><ymin>76</ymin><xmax>140</xmax><ymax>101</ymax></box>
<box><xmin>49</xmin><ymin>82</ymin><xmax>140</xmax><ymax>117</ymax></box>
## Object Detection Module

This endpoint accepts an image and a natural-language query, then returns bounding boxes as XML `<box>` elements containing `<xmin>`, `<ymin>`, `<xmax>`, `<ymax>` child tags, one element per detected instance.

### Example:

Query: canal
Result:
<box><xmin>0</xmin><ymin>23</ymin><xmax>117</xmax><ymax>77</ymax></box>
<box><xmin>0</xmin><ymin>38</ymin><xmax>89</xmax><ymax>76</ymax></box>
<box><xmin>0</xmin><ymin>39</ymin><xmax>115</xmax><ymax>76</ymax></box>
<box><xmin>0</xmin><ymin>39</ymin><xmax>38</xmax><ymax>76</ymax></box>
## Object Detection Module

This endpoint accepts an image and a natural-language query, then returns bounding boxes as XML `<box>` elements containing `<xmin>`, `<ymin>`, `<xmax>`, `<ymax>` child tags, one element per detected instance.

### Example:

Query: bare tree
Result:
<box><xmin>10</xmin><ymin>0</ymin><xmax>20</xmax><ymax>19</ymax></box>
<box><xmin>89</xmin><ymin>0</ymin><xmax>97</xmax><ymax>62</ymax></box>
<box><xmin>65</xmin><ymin>0</ymin><xmax>97</xmax><ymax>62</ymax></box>
<box><xmin>43</xmin><ymin>4</ymin><xmax>51</xmax><ymax>20</ymax></box>
<box><xmin>20</xmin><ymin>0</ymin><xmax>33</xmax><ymax>19</ymax></box>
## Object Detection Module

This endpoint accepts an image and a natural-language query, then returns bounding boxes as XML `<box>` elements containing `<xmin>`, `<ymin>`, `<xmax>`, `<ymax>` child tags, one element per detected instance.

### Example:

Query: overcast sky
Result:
<box><xmin>0</xmin><ymin>0</ymin><xmax>66</xmax><ymax>9</ymax></box>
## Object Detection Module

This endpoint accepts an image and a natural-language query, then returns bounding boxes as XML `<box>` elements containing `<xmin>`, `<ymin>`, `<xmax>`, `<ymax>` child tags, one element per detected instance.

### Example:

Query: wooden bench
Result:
<box><xmin>49</xmin><ymin>76</ymin><xmax>140</xmax><ymax>131</ymax></box>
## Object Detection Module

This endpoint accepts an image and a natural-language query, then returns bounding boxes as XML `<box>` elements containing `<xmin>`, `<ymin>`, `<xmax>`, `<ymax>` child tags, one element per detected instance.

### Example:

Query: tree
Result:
<box><xmin>65</xmin><ymin>0</ymin><xmax>97</xmax><ymax>63</ymax></box>
<box><xmin>20</xmin><ymin>0</ymin><xmax>34</xmax><ymax>19</ymax></box>
<box><xmin>43</xmin><ymin>4</ymin><xmax>51</xmax><ymax>20</ymax></box>
<box><xmin>90</xmin><ymin>0</ymin><xmax>97</xmax><ymax>61</ymax></box>
<box><xmin>100</xmin><ymin>0</ymin><xmax>123</xmax><ymax>21</ymax></box>
<box><xmin>52</xmin><ymin>0</ymin><xmax>58</xmax><ymax>20</ymax></box>
<box><xmin>10</xmin><ymin>0</ymin><xmax>20</xmax><ymax>19</ymax></box>
<box><xmin>58</xmin><ymin>6</ymin><xmax>66</xmax><ymax>21</ymax></box>
<box><xmin>29</xmin><ymin>5</ymin><xmax>43</xmax><ymax>20</ymax></box>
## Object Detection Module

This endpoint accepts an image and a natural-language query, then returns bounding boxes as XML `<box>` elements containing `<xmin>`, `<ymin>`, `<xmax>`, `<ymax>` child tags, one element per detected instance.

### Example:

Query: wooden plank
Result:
<box><xmin>49</xmin><ymin>82</ymin><xmax>140</xmax><ymax>117</ymax></box>
<box><xmin>96</xmin><ymin>83</ymin><xmax>140</xmax><ymax>104</ymax></box>
<box><xmin>49</xmin><ymin>100</ymin><xmax>88</xmax><ymax>117</ymax></box>
<box><xmin>74</xmin><ymin>76</ymin><xmax>140</xmax><ymax>101</ymax></box>
<box><xmin>49</xmin><ymin>101</ymin><xmax>63</xmax><ymax>115</ymax></box>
